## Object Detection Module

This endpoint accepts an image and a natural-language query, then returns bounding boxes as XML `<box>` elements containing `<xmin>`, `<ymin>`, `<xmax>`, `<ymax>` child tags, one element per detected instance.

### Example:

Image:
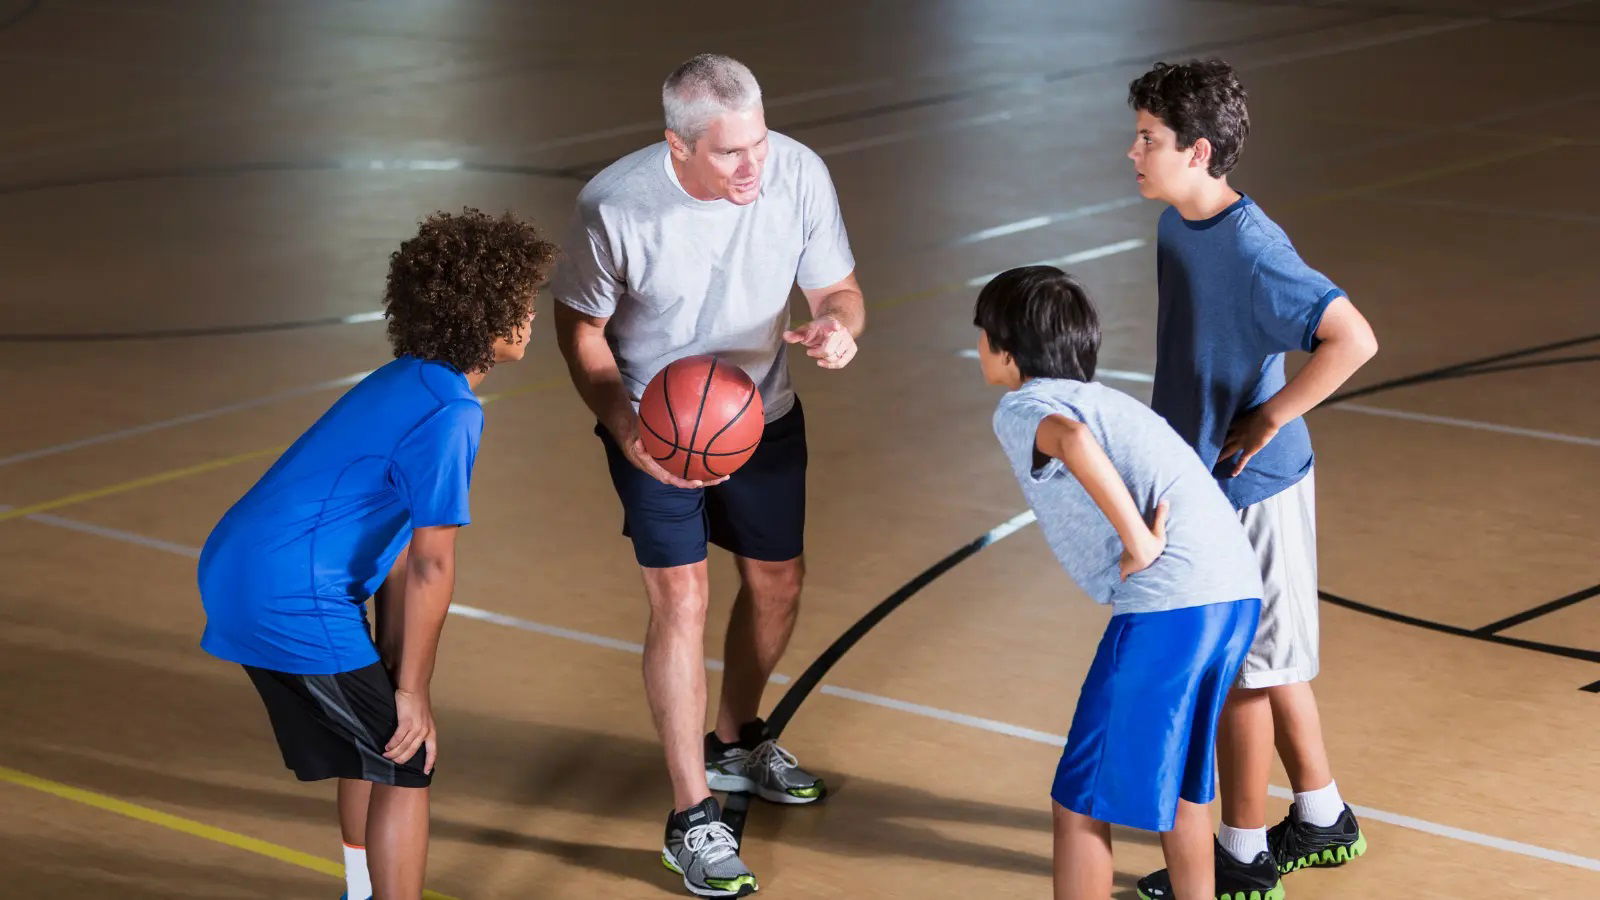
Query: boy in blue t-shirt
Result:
<box><xmin>199</xmin><ymin>209</ymin><xmax>556</xmax><ymax>900</ymax></box>
<box><xmin>1125</xmin><ymin>61</ymin><xmax>1380</xmax><ymax>899</ymax></box>
<box><xmin>976</xmin><ymin>266</ymin><xmax>1264</xmax><ymax>900</ymax></box>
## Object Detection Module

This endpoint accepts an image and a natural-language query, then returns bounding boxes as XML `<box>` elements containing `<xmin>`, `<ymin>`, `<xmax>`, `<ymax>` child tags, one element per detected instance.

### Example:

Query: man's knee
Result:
<box><xmin>643</xmin><ymin>564</ymin><xmax>711</xmax><ymax>624</ymax></box>
<box><xmin>741</xmin><ymin>557</ymin><xmax>804</xmax><ymax>607</ymax></box>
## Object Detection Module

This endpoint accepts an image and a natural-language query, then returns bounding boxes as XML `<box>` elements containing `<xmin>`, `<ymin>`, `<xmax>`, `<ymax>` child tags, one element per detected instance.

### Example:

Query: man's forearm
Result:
<box><xmin>815</xmin><ymin>289</ymin><xmax>866</xmax><ymax>337</ymax></box>
<box><xmin>555</xmin><ymin>307</ymin><xmax>636</xmax><ymax>435</ymax></box>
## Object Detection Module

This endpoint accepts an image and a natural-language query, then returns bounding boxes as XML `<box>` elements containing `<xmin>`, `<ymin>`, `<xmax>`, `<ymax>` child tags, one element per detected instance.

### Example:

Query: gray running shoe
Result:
<box><xmin>705</xmin><ymin>719</ymin><xmax>827</xmax><ymax>805</ymax></box>
<box><xmin>661</xmin><ymin>797</ymin><xmax>758</xmax><ymax>897</ymax></box>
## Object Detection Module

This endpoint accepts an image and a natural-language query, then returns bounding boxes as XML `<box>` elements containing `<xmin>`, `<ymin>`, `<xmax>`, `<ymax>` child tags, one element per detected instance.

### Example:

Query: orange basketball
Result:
<box><xmin>638</xmin><ymin>355</ymin><xmax>764</xmax><ymax>483</ymax></box>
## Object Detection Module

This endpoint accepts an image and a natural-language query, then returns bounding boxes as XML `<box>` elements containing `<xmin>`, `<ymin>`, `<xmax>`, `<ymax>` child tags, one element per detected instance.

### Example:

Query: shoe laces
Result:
<box><xmin>745</xmin><ymin>738</ymin><xmax>799</xmax><ymax>775</ymax></box>
<box><xmin>683</xmin><ymin>820</ymin><xmax>740</xmax><ymax>866</ymax></box>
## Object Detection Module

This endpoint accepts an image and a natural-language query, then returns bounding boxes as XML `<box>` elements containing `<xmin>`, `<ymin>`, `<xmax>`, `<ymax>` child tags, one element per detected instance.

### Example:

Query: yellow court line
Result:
<box><xmin>0</xmin><ymin>446</ymin><xmax>286</xmax><ymax>524</ymax></box>
<box><xmin>0</xmin><ymin>764</ymin><xmax>460</xmax><ymax>900</ymax></box>
<box><xmin>0</xmin><ymin>375</ymin><xmax>569</xmax><ymax>526</ymax></box>
<box><xmin>1291</xmin><ymin>138</ymin><xmax>1572</xmax><ymax>209</ymax></box>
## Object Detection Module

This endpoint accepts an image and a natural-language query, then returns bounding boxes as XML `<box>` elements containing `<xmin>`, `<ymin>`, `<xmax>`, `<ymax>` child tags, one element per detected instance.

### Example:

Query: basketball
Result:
<box><xmin>638</xmin><ymin>355</ymin><xmax>765</xmax><ymax>483</ymax></box>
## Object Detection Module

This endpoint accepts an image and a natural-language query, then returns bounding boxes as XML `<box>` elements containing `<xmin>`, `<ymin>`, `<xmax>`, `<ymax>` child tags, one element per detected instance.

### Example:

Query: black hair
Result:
<box><xmin>973</xmin><ymin>266</ymin><xmax>1100</xmax><ymax>381</ymax></box>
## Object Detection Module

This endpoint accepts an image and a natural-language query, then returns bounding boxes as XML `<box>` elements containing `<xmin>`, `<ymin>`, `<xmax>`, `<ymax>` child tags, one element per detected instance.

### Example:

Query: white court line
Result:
<box><xmin>0</xmin><ymin>370</ymin><xmax>373</xmax><ymax>469</ymax></box>
<box><xmin>1336</xmin><ymin>403</ymin><xmax>1600</xmax><ymax>448</ymax></box>
<box><xmin>966</xmin><ymin>238</ymin><xmax>1148</xmax><ymax>287</ymax></box>
<box><xmin>943</xmin><ymin>197</ymin><xmax>1146</xmax><ymax>249</ymax></box>
<box><xmin>952</xmin><ymin>356</ymin><xmax>1596</xmax><ymax>445</ymax></box>
<box><xmin>11</xmin><ymin>507</ymin><xmax>1600</xmax><ymax>873</ymax></box>
<box><xmin>21</xmin><ymin>512</ymin><xmax>204</xmax><ymax>558</ymax></box>
<box><xmin>1067</xmin><ymin>366</ymin><xmax>1598</xmax><ymax>448</ymax></box>
<box><xmin>0</xmin><ymin>238</ymin><xmax>1142</xmax><ymax>472</ymax></box>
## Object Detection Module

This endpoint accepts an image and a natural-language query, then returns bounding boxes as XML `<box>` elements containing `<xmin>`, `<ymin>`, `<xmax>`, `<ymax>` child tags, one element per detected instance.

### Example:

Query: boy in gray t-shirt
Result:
<box><xmin>975</xmin><ymin>265</ymin><xmax>1262</xmax><ymax>900</ymax></box>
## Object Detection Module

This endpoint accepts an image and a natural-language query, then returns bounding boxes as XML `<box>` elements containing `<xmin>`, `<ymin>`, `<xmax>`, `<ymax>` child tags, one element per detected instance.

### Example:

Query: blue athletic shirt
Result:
<box><xmin>1151</xmin><ymin>194</ymin><xmax>1343</xmax><ymax>509</ymax></box>
<box><xmin>198</xmin><ymin>356</ymin><xmax>483</xmax><ymax>674</ymax></box>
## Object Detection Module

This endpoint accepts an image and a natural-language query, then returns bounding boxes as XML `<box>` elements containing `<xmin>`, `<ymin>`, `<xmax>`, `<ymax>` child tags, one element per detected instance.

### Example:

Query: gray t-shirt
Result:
<box><xmin>993</xmin><ymin>379</ymin><xmax>1263</xmax><ymax>615</ymax></box>
<box><xmin>551</xmin><ymin>131</ymin><xmax>856</xmax><ymax>422</ymax></box>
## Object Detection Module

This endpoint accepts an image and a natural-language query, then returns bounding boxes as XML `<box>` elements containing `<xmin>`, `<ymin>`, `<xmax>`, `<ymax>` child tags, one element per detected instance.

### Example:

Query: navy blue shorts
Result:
<box><xmin>1051</xmin><ymin>598</ymin><xmax>1260</xmax><ymax>832</ymax></box>
<box><xmin>596</xmin><ymin>400</ymin><xmax>807</xmax><ymax>568</ymax></box>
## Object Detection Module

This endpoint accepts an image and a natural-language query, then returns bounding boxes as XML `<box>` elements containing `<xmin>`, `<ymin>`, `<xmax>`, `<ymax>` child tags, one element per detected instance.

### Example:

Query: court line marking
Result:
<box><xmin>1380</xmin><ymin>196</ymin><xmax>1600</xmax><ymax>226</ymax></box>
<box><xmin>1333</xmin><ymin>403</ymin><xmax>1600</xmax><ymax>448</ymax></box>
<box><xmin>940</xmin><ymin>197</ymin><xmax>1148</xmax><ymax>250</ymax></box>
<box><xmin>966</xmin><ymin>238</ymin><xmax>1149</xmax><ymax>287</ymax></box>
<box><xmin>0</xmin><ymin>446</ymin><xmax>287</xmax><ymax>524</ymax></box>
<box><xmin>3</xmin><ymin>102</ymin><xmax>1576</xmax><ymax>469</ymax></box>
<box><xmin>0</xmin><ymin>370</ymin><xmax>372</xmax><ymax>468</ymax></box>
<box><xmin>1243</xmin><ymin>0</ymin><xmax>1598</xmax><ymax>70</ymax></box>
<box><xmin>4</xmin><ymin>240</ymin><xmax>1590</xmax><ymax>532</ymax></box>
<box><xmin>0</xmin><ymin>376</ymin><xmax>567</xmax><ymax>526</ymax></box>
<box><xmin>556</xmin><ymin>0</ymin><xmax>1590</xmax><ymax>187</ymax></box>
<box><xmin>4</xmin><ymin>2</ymin><xmax>1591</xmax><ymax>881</ymax></box>
<box><xmin>0</xmin><ymin>763</ymin><xmax>460</xmax><ymax>899</ymax></box>
<box><xmin>946</xmin><ymin>360</ymin><xmax>1600</xmax><ymax>447</ymax></box>
<box><xmin>9</xmin><ymin>508</ymin><xmax>1599</xmax><ymax>873</ymax></box>
<box><xmin>0</xmin><ymin>237</ymin><xmax>1146</xmax><ymax>477</ymax></box>
<box><xmin>519</xmin><ymin>78</ymin><xmax>897</xmax><ymax>155</ymax></box>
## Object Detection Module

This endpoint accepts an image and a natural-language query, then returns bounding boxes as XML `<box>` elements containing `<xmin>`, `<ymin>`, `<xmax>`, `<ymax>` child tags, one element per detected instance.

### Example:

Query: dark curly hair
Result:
<box><xmin>384</xmin><ymin>208</ymin><xmax>558</xmax><ymax>373</ymax></box>
<box><xmin>1128</xmin><ymin>59</ymin><xmax>1249</xmax><ymax>178</ymax></box>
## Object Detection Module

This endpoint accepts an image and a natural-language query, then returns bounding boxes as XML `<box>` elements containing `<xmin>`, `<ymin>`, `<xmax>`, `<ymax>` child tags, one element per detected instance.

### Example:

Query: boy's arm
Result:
<box><xmin>381</xmin><ymin>524</ymin><xmax>458</xmax><ymax>775</ymax></box>
<box><xmin>373</xmin><ymin>545</ymin><xmax>408</xmax><ymax>665</ymax></box>
<box><xmin>1222</xmin><ymin>297</ymin><xmax>1379</xmax><ymax>476</ymax></box>
<box><xmin>1035</xmin><ymin>414</ymin><xmax>1170</xmax><ymax>580</ymax></box>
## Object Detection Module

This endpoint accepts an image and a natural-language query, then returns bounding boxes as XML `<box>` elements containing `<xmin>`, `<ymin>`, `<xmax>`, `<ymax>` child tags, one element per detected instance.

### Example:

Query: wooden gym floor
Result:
<box><xmin>1</xmin><ymin>0</ymin><xmax>1596</xmax><ymax>896</ymax></box>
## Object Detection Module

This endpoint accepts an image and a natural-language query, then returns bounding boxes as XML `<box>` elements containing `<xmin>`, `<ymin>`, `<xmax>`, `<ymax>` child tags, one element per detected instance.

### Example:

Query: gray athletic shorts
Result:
<box><xmin>1235</xmin><ymin>468</ymin><xmax>1319</xmax><ymax>688</ymax></box>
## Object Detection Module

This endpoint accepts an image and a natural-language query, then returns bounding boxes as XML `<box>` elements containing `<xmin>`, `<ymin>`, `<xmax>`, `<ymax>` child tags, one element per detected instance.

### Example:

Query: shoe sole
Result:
<box><xmin>706</xmin><ymin>772</ymin><xmax>826</xmax><ymax>805</ymax></box>
<box><xmin>1278</xmin><ymin>830</ymin><xmax>1368</xmax><ymax>874</ymax></box>
<box><xmin>1136</xmin><ymin>888</ymin><xmax>1284</xmax><ymax>900</ymax></box>
<box><xmin>661</xmin><ymin>848</ymin><xmax>759</xmax><ymax>897</ymax></box>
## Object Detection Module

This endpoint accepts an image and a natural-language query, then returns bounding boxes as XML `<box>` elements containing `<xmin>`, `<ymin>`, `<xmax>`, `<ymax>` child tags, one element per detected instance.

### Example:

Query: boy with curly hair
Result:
<box><xmin>1124</xmin><ymin>60</ymin><xmax>1379</xmax><ymax>900</ymax></box>
<box><xmin>198</xmin><ymin>209</ymin><xmax>556</xmax><ymax>900</ymax></box>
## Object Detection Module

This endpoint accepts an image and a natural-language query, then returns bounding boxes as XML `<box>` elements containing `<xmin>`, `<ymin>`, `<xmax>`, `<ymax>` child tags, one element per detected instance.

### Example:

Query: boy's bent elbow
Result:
<box><xmin>1358</xmin><ymin>329</ymin><xmax>1379</xmax><ymax>361</ymax></box>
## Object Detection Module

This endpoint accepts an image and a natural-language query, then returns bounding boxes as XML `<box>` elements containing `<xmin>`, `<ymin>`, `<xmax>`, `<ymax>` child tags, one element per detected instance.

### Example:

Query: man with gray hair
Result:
<box><xmin>552</xmin><ymin>52</ymin><xmax>864</xmax><ymax>897</ymax></box>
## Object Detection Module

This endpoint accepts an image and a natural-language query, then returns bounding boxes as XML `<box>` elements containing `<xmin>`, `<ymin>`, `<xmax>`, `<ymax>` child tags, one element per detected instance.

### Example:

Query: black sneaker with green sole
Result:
<box><xmin>1136</xmin><ymin>838</ymin><xmax>1285</xmax><ymax>900</ymax></box>
<box><xmin>1269</xmin><ymin>802</ymin><xmax>1368</xmax><ymax>874</ymax></box>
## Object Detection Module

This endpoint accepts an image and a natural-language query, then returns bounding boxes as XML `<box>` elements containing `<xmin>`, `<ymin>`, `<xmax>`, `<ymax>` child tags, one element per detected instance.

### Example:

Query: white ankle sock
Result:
<box><xmin>1294</xmin><ymin>780</ymin><xmax>1345</xmax><ymax>827</ymax></box>
<box><xmin>343</xmin><ymin>842</ymin><xmax>371</xmax><ymax>899</ymax></box>
<box><xmin>1217</xmin><ymin>823</ymin><xmax>1268</xmax><ymax>864</ymax></box>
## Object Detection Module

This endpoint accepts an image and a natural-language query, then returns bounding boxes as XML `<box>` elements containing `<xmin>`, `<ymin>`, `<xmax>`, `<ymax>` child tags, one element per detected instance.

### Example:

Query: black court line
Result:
<box><xmin>1325</xmin><ymin>333</ymin><xmax>1600</xmax><ymax>404</ymax></box>
<box><xmin>0</xmin><ymin>158</ymin><xmax>585</xmax><ymax>200</ymax></box>
<box><xmin>0</xmin><ymin>311</ymin><xmax>381</xmax><ymax>342</ymax></box>
<box><xmin>732</xmin><ymin>332</ymin><xmax>1600</xmax><ymax>839</ymax></box>
<box><xmin>1474</xmin><ymin>584</ymin><xmax>1600</xmax><ymax>636</ymax></box>
<box><xmin>722</xmin><ymin>513</ymin><xmax>1029</xmax><ymax>842</ymax></box>
<box><xmin>557</xmin><ymin>11</ymin><xmax>1385</xmax><ymax>180</ymax></box>
<box><xmin>0</xmin><ymin>0</ymin><xmax>40</xmax><ymax>32</ymax></box>
<box><xmin>1193</xmin><ymin>0</ymin><xmax>1600</xmax><ymax>28</ymax></box>
<box><xmin>1318</xmin><ymin>590</ymin><xmax>1600</xmax><ymax>663</ymax></box>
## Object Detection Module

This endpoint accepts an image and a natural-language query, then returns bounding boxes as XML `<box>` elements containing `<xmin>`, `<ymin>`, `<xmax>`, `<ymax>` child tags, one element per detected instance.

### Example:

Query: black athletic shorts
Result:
<box><xmin>244</xmin><ymin>662</ymin><xmax>431</xmax><ymax>788</ymax></box>
<box><xmin>596</xmin><ymin>399</ymin><xmax>807</xmax><ymax>568</ymax></box>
